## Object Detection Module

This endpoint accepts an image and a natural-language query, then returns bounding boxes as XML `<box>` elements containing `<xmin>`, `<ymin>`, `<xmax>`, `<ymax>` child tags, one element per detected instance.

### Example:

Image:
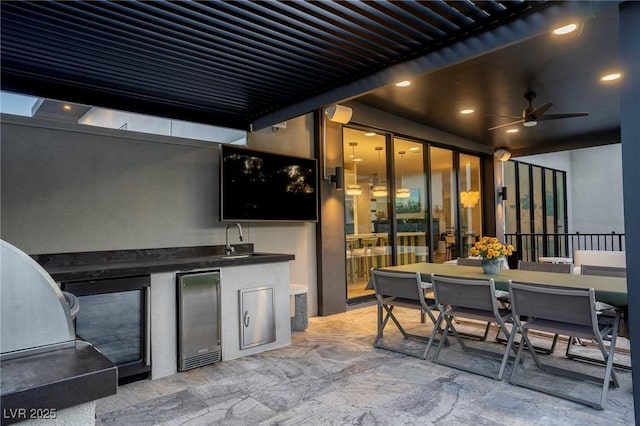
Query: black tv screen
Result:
<box><xmin>220</xmin><ymin>145</ymin><xmax>319</xmax><ymax>222</ymax></box>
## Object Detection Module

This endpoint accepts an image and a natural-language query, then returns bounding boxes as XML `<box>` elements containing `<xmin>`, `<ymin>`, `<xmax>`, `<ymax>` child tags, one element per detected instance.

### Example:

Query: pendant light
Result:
<box><xmin>346</xmin><ymin>142</ymin><xmax>363</xmax><ymax>196</ymax></box>
<box><xmin>372</xmin><ymin>146</ymin><xmax>388</xmax><ymax>197</ymax></box>
<box><xmin>396</xmin><ymin>151</ymin><xmax>410</xmax><ymax>198</ymax></box>
<box><xmin>460</xmin><ymin>190</ymin><xmax>480</xmax><ymax>208</ymax></box>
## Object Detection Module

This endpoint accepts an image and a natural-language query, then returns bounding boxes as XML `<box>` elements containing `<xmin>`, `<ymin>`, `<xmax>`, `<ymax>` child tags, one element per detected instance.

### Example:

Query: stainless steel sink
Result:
<box><xmin>220</xmin><ymin>254</ymin><xmax>251</xmax><ymax>259</ymax></box>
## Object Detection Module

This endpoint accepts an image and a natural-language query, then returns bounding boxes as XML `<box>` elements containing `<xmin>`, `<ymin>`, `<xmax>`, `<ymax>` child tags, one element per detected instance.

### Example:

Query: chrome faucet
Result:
<box><xmin>225</xmin><ymin>223</ymin><xmax>243</xmax><ymax>255</ymax></box>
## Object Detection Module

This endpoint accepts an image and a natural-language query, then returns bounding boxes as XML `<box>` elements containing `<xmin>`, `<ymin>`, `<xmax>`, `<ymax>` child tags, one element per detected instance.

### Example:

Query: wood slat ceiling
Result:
<box><xmin>1</xmin><ymin>0</ymin><xmax>544</xmax><ymax>130</ymax></box>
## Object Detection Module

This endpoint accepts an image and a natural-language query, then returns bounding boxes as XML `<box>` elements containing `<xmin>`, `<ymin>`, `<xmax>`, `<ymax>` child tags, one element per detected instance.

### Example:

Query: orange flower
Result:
<box><xmin>471</xmin><ymin>236</ymin><xmax>511</xmax><ymax>259</ymax></box>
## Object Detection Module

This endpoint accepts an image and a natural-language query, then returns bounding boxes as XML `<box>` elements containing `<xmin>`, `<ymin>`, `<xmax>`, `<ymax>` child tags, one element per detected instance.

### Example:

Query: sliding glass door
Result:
<box><xmin>394</xmin><ymin>138</ymin><xmax>427</xmax><ymax>266</ymax></box>
<box><xmin>343</xmin><ymin>128</ymin><xmax>389</xmax><ymax>300</ymax></box>
<box><xmin>343</xmin><ymin>127</ymin><xmax>485</xmax><ymax>302</ymax></box>
<box><xmin>458</xmin><ymin>154</ymin><xmax>482</xmax><ymax>258</ymax></box>
<box><xmin>430</xmin><ymin>147</ymin><xmax>456</xmax><ymax>261</ymax></box>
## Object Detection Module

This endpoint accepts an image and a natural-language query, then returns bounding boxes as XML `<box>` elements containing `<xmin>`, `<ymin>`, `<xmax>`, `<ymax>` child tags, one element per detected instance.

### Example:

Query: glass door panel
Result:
<box><xmin>555</xmin><ymin>171</ymin><xmax>568</xmax><ymax>256</ymax></box>
<box><xmin>343</xmin><ymin>128</ymin><xmax>388</xmax><ymax>301</ymax></box>
<box><xmin>504</xmin><ymin>160</ymin><xmax>518</xmax><ymax>234</ymax></box>
<box><xmin>532</xmin><ymin>166</ymin><xmax>544</xmax><ymax>259</ymax></box>
<box><xmin>430</xmin><ymin>147</ymin><xmax>455</xmax><ymax>263</ymax></box>
<box><xmin>459</xmin><ymin>154</ymin><xmax>482</xmax><ymax>258</ymax></box>
<box><xmin>518</xmin><ymin>162</ymin><xmax>532</xmax><ymax>260</ymax></box>
<box><xmin>544</xmin><ymin>169</ymin><xmax>557</xmax><ymax>256</ymax></box>
<box><xmin>394</xmin><ymin>139</ymin><xmax>427</xmax><ymax>265</ymax></box>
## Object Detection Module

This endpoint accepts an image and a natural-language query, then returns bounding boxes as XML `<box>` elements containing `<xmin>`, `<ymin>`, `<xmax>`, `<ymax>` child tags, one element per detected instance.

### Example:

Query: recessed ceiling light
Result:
<box><xmin>460</xmin><ymin>109</ymin><xmax>474</xmax><ymax>115</ymax></box>
<box><xmin>363</xmin><ymin>132</ymin><xmax>376</xmax><ymax>137</ymax></box>
<box><xmin>601</xmin><ymin>73</ymin><xmax>621</xmax><ymax>81</ymax></box>
<box><xmin>395</xmin><ymin>80</ymin><xmax>411</xmax><ymax>87</ymax></box>
<box><xmin>553</xmin><ymin>23</ymin><xmax>577</xmax><ymax>35</ymax></box>
<box><xmin>506</xmin><ymin>128</ymin><xmax>519</xmax><ymax>133</ymax></box>
<box><xmin>63</xmin><ymin>105</ymin><xmax>72</xmax><ymax>111</ymax></box>
<box><xmin>409</xmin><ymin>147</ymin><xmax>421</xmax><ymax>152</ymax></box>
<box><xmin>353</xmin><ymin>158</ymin><xmax>363</xmax><ymax>162</ymax></box>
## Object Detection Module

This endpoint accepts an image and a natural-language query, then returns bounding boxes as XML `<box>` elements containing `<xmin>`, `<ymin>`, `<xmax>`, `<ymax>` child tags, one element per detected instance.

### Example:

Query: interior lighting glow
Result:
<box><xmin>395</xmin><ymin>80</ymin><xmax>411</xmax><ymax>87</ymax></box>
<box><xmin>372</xmin><ymin>186</ymin><xmax>388</xmax><ymax>197</ymax></box>
<box><xmin>346</xmin><ymin>185</ymin><xmax>363</xmax><ymax>196</ymax></box>
<box><xmin>396</xmin><ymin>188</ymin><xmax>411</xmax><ymax>198</ymax></box>
<box><xmin>460</xmin><ymin>108</ymin><xmax>474</xmax><ymax>114</ymax></box>
<box><xmin>553</xmin><ymin>23</ymin><xmax>577</xmax><ymax>35</ymax></box>
<box><xmin>506</xmin><ymin>128</ymin><xmax>519</xmax><ymax>133</ymax></box>
<box><xmin>63</xmin><ymin>105</ymin><xmax>72</xmax><ymax>110</ymax></box>
<box><xmin>601</xmin><ymin>73</ymin><xmax>621</xmax><ymax>81</ymax></box>
<box><xmin>364</xmin><ymin>132</ymin><xmax>376</xmax><ymax>137</ymax></box>
<box><xmin>460</xmin><ymin>190</ymin><xmax>480</xmax><ymax>208</ymax></box>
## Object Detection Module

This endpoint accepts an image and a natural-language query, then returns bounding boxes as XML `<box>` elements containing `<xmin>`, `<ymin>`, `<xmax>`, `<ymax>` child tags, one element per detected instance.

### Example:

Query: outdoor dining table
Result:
<box><xmin>368</xmin><ymin>262</ymin><xmax>629</xmax><ymax>335</ymax></box>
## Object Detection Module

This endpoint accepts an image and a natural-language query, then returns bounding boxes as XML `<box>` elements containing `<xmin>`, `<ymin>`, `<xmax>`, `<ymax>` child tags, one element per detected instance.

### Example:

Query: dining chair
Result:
<box><xmin>444</xmin><ymin>235</ymin><xmax>456</xmax><ymax>260</ymax></box>
<box><xmin>580</xmin><ymin>264</ymin><xmax>627</xmax><ymax>278</ymax></box>
<box><xmin>455</xmin><ymin>257</ymin><xmax>483</xmax><ymax>266</ymax></box>
<box><xmin>454</xmin><ymin>257</ymin><xmax>492</xmax><ymax>341</ymax></box>
<box><xmin>518</xmin><ymin>260</ymin><xmax>573</xmax><ymax>274</ymax></box>
<box><xmin>372</xmin><ymin>235</ymin><xmax>391</xmax><ymax>268</ymax></box>
<box><xmin>426</xmin><ymin>274</ymin><xmax>514</xmax><ymax>380</ymax></box>
<box><xmin>567</xmin><ymin>265</ymin><xmax>628</xmax><ymax>370</ymax></box>
<box><xmin>360</xmin><ymin>236</ymin><xmax>379</xmax><ymax>273</ymax></box>
<box><xmin>507</xmin><ymin>260</ymin><xmax>573</xmax><ymax>353</ymax></box>
<box><xmin>371</xmin><ymin>269</ymin><xmax>438</xmax><ymax>359</ymax></box>
<box><xmin>507</xmin><ymin>280</ymin><xmax>620</xmax><ymax>410</ymax></box>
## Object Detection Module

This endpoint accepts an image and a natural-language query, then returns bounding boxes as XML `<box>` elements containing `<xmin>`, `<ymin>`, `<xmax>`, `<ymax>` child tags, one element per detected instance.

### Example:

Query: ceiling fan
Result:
<box><xmin>488</xmin><ymin>91</ymin><xmax>589</xmax><ymax>131</ymax></box>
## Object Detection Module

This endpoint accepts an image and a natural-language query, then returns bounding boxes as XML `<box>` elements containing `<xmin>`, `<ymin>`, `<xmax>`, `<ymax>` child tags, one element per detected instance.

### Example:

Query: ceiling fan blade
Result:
<box><xmin>488</xmin><ymin>119</ymin><xmax>523</xmax><ymax>131</ymax></box>
<box><xmin>539</xmin><ymin>112</ymin><xmax>589</xmax><ymax>121</ymax></box>
<box><xmin>530</xmin><ymin>102</ymin><xmax>554</xmax><ymax>118</ymax></box>
<box><xmin>485</xmin><ymin>114</ymin><xmax>521</xmax><ymax>120</ymax></box>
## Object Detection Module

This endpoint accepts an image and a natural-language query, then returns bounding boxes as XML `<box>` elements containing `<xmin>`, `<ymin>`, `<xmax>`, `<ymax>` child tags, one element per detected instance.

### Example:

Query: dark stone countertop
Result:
<box><xmin>0</xmin><ymin>341</ymin><xmax>117</xmax><ymax>426</ymax></box>
<box><xmin>31</xmin><ymin>244</ymin><xmax>295</xmax><ymax>282</ymax></box>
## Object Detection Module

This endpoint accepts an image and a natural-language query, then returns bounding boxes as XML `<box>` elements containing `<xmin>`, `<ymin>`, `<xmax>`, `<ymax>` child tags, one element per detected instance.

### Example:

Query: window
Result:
<box><xmin>504</xmin><ymin>160</ymin><xmax>568</xmax><ymax>261</ymax></box>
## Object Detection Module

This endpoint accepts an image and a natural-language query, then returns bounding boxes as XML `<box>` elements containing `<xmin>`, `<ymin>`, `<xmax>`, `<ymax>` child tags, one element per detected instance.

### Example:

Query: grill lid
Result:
<box><xmin>1</xmin><ymin>240</ymin><xmax>75</xmax><ymax>359</ymax></box>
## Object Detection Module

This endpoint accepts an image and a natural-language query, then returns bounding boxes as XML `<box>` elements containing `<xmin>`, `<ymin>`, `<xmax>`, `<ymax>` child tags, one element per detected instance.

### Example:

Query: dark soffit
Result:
<box><xmin>354</xmin><ymin>2</ymin><xmax>622</xmax><ymax>154</ymax></box>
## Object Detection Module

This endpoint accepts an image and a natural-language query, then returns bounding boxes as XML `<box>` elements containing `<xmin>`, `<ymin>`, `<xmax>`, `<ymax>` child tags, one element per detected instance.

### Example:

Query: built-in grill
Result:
<box><xmin>0</xmin><ymin>239</ymin><xmax>117</xmax><ymax>424</ymax></box>
<box><xmin>0</xmin><ymin>240</ymin><xmax>77</xmax><ymax>359</ymax></box>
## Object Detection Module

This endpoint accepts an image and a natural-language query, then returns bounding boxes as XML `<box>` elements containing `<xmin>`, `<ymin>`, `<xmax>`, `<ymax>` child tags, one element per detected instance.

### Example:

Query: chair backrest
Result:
<box><xmin>581</xmin><ymin>265</ymin><xmax>627</xmax><ymax>278</ymax></box>
<box><xmin>361</xmin><ymin>237</ymin><xmax>378</xmax><ymax>248</ymax></box>
<box><xmin>431</xmin><ymin>274</ymin><xmax>496</xmax><ymax>312</ymax></box>
<box><xmin>518</xmin><ymin>260</ymin><xmax>572</xmax><ymax>274</ymax></box>
<box><xmin>445</xmin><ymin>235</ymin><xmax>455</xmax><ymax>244</ymax></box>
<box><xmin>508</xmin><ymin>280</ymin><xmax>596</xmax><ymax>328</ymax></box>
<box><xmin>456</xmin><ymin>257</ymin><xmax>483</xmax><ymax>267</ymax></box>
<box><xmin>371</xmin><ymin>269</ymin><xmax>423</xmax><ymax>302</ymax></box>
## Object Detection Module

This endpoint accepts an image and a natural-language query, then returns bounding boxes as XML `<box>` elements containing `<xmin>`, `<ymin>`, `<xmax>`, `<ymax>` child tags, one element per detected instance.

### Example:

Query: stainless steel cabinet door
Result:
<box><xmin>239</xmin><ymin>286</ymin><xmax>275</xmax><ymax>350</ymax></box>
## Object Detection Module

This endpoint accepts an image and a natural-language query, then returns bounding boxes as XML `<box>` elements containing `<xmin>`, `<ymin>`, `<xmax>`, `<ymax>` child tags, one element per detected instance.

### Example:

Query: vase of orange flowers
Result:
<box><xmin>469</xmin><ymin>236</ymin><xmax>514</xmax><ymax>274</ymax></box>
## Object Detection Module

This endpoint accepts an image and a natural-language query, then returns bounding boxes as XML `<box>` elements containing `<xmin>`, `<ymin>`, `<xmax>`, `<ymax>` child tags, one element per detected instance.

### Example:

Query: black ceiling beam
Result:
<box><xmin>251</xmin><ymin>1</ymin><xmax>619</xmax><ymax>131</ymax></box>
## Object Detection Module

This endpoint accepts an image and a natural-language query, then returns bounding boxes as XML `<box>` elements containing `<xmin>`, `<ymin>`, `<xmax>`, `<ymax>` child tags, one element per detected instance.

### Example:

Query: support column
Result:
<box><xmin>619</xmin><ymin>1</ymin><xmax>640</xmax><ymax>422</ymax></box>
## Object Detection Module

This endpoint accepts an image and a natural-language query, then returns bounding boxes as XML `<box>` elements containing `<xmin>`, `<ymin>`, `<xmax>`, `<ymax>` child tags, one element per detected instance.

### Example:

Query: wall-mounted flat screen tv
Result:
<box><xmin>220</xmin><ymin>145</ymin><xmax>319</xmax><ymax>222</ymax></box>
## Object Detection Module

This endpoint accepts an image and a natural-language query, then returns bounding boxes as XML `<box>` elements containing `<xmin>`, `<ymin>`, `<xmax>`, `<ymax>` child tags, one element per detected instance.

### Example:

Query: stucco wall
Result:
<box><xmin>516</xmin><ymin>144</ymin><xmax>623</xmax><ymax>234</ymax></box>
<box><xmin>0</xmin><ymin>113</ymin><xmax>319</xmax><ymax>316</ymax></box>
<box><xmin>570</xmin><ymin>144</ymin><xmax>624</xmax><ymax>233</ymax></box>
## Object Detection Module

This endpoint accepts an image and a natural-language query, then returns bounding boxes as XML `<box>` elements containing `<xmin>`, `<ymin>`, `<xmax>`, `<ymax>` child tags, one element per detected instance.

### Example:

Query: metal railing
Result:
<box><xmin>504</xmin><ymin>232</ymin><xmax>625</xmax><ymax>263</ymax></box>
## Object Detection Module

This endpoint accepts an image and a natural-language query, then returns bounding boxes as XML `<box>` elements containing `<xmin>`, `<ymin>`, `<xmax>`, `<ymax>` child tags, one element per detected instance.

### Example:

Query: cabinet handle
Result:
<box><xmin>243</xmin><ymin>310</ymin><xmax>250</xmax><ymax>328</ymax></box>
